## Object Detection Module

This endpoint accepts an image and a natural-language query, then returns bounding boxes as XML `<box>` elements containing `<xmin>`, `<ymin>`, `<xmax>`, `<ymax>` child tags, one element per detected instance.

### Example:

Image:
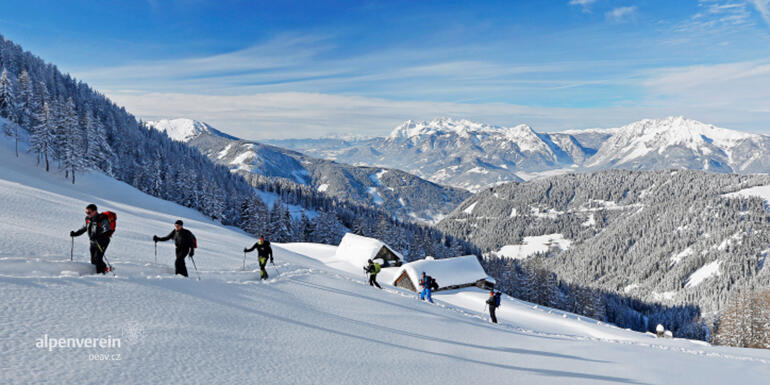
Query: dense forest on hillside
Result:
<box><xmin>440</xmin><ymin>170</ymin><xmax>770</xmax><ymax>343</ymax></box>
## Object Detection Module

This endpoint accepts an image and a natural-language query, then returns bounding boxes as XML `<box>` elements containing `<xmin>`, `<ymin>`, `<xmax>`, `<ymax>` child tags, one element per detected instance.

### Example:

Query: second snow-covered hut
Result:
<box><xmin>392</xmin><ymin>255</ymin><xmax>495</xmax><ymax>292</ymax></box>
<box><xmin>334</xmin><ymin>233</ymin><xmax>404</xmax><ymax>269</ymax></box>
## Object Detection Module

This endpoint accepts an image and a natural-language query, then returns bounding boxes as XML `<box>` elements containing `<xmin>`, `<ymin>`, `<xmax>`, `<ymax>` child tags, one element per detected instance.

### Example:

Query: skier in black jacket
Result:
<box><xmin>153</xmin><ymin>220</ymin><xmax>196</xmax><ymax>277</ymax></box>
<box><xmin>364</xmin><ymin>259</ymin><xmax>382</xmax><ymax>289</ymax></box>
<box><xmin>486</xmin><ymin>290</ymin><xmax>502</xmax><ymax>324</ymax></box>
<box><xmin>70</xmin><ymin>204</ymin><xmax>113</xmax><ymax>274</ymax></box>
<box><xmin>244</xmin><ymin>236</ymin><xmax>273</xmax><ymax>280</ymax></box>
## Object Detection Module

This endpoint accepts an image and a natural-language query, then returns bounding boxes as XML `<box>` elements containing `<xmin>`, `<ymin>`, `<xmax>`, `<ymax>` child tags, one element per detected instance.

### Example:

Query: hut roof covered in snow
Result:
<box><xmin>392</xmin><ymin>255</ymin><xmax>494</xmax><ymax>292</ymax></box>
<box><xmin>334</xmin><ymin>233</ymin><xmax>404</xmax><ymax>268</ymax></box>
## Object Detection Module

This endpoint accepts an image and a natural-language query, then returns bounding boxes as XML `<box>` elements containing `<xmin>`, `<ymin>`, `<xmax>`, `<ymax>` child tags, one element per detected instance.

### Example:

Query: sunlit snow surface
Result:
<box><xmin>2</xmin><ymin>135</ymin><xmax>770</xmax><ymax>384</ymax></box>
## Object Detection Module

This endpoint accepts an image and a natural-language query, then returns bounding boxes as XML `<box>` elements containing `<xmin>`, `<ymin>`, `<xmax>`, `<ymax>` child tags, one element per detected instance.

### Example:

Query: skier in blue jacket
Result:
<box><xmin>419</xmin><ymin>272</ymin><xmax>434</xmax><ymax>303</ymax></box>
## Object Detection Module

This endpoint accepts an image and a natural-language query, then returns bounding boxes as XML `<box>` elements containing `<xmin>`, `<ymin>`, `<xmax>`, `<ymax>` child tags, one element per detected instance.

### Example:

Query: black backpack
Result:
<box><xmin>494</xmin><ymin>292</ymin><xmax>502</xmax><ymax>307</ymax></box>
<box><xmin>430</xmin><ymin>277</ymin><xmax>439</xmax><ymax>291</ymax></box>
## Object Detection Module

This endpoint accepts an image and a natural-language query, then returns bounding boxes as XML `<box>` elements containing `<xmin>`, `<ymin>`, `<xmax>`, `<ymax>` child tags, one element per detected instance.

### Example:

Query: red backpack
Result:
<box><xmin>102</xmin><ymin>211</ymin><xmax>117</xmax><ymax>236</ymax></box>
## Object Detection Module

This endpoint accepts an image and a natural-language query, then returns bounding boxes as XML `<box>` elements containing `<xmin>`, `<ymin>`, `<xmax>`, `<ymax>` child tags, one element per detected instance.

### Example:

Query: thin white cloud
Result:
<box><xmin>643</xmin><ymin>60</ymin><xmax>770</xmax><ymax>90</ymax></box>
<box><xmin>749</xmin><ymin>0</ymin><xmax>770</xmax><ymax>26</ymax></box>
<box><xmin>695</xmin><ymin>0</ymin><xmax>752</xmax><ymax>26</ymax></box>
<box><xmin>569</xmin><ymin>0</ymin><xmax>598</xmax><ymax>12</ymax></box>
<box><xmin>77</xmin><ymin>35</ymin><xmax>330</xmax><ymax>87</ymax></box>
<box><xmin>72</xmin><ymin>36</ymin><xmax>622</xmax><ymax>101</ymax></box>
<box><xmin>640</xmin><ymin>59</ymin><xmax>770</xmax><ymax>132</ymax></box>
<box><xmin>667</xmin><ymin>1</ymin><xmax>758</xmax><ymax>47</ymax></box>
<box><xmin>605</xmin><ymin>6</ymin><xmax>637</xmax><ymax>22</ymax></box>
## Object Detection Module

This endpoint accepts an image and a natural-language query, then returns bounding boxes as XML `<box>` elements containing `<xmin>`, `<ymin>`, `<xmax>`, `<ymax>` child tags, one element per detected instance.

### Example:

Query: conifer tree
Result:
<box><xmin>30</xmin><ymin>101</ymin><xmax>55</xmax><ymax>171</ymax></box>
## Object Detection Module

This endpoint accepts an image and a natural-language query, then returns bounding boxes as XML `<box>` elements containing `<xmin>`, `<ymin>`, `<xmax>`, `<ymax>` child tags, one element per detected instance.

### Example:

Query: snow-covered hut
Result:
<box><xmin>392</xmin><ymin>255</ymin><xmax>495</xmax><ymax>292</ymax></box>
<box><xmin>335</xmin><ymin>233</ymin><xmax>404</xmax><ymax>268</ymax></box>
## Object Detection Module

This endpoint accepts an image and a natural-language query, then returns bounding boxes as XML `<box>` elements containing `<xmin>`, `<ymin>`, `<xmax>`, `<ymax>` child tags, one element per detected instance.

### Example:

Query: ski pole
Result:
<box><xmin>154</xmin><ymin>241</ymin><xmax>158</xmax><ymax>264</ymax></box>
<box><xmin>96</xmin><ymin>242</ymin><xmax>115</xmax><ymax>275</ymax></box>
<box><xmin>70</xmin><ymin>236</ymin><xmax>74</xmax><ymax>262</ymax></box>
<box><xmin>484</xmin><ymin>303</ymin><xmax>488</xmax><ymax>314</ymax></box>
<box><xmin>272</xmin><ymin>261</ymin><xmax>281</xmax><ymax>276</ymax></box>
<box><xmin>103</xmin><ymin>254</ymin><xmax>116</xmax><ymax>276</ymax></box>
<box><xmin>190</xmin><ymin>255</ymin><xmax>201</xmax><ymax>280</ymax></box>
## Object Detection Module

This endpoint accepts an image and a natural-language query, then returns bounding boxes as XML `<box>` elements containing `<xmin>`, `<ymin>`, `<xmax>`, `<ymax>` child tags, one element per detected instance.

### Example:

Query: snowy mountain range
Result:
<box><xmin>269</xmin><ymin>116</ymin><xmax>770</xmax><ymax>191</ymax></box>
<box><xmin>147</xmin><ymin>119</ymin><xmax>470</xmax><ymax>223</ymax></box>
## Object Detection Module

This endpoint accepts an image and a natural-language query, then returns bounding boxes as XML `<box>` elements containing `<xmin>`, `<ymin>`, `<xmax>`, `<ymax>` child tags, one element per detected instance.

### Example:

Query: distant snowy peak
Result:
<box><xmin>611</xmin><ymin>116</ymin><xmax>756</xmax><ymax>147</ymax></box>
<box><xmin>388</xmin><ymin>117</ymin><xmax>537</xmax><ymax>141</ymax></box>
<box><xmin>386</xmin><ymin>118</ymin><xmax>557</xmax><ymax>157</ymax></box>
<box><xmin>147</xmin><ymin>118</ymin><xmax>238</xmax><ymax>142</ymax></box>
<box><xmin>586</xmin><ymin>116</ymin><xmax>769</xmax><ymax>171</ymax></box>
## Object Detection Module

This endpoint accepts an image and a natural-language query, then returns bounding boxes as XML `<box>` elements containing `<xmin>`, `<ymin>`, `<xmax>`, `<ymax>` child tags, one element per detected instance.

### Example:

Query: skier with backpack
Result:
<box><xmin>419</xmin><ymin>272</ymin><xmax>435</xmax><ymax>303</ymax></box>
<box><xmin>486</xmin><ymin>290</ymin><xmax>502</xmax><ymax>323</ymax></box>
<box><xmin>364</xmin><ymin>259</ymin><xmax>382</xmax><ymax>289</ymax></box>
<box><xmin>153</xmin><ymin>220</ymin><xmax>197</xmax><ymax>277</ymax></box>
<box><xmin>244</xmin><ymin>236</ymin><xmax>273</xmax><ymax>280</ymax></box>
<box><xmin>70</xmin><ymin>204</ymin><xmax>116</xmax><ymax>274</ymax></box>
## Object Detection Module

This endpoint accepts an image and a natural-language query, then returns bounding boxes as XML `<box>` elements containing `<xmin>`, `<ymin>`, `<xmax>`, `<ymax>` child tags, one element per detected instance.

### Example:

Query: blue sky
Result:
<box><xmin>2</xmin><ymin>0</ymin><xmax>770</xmax><ymax>138</ymax></box>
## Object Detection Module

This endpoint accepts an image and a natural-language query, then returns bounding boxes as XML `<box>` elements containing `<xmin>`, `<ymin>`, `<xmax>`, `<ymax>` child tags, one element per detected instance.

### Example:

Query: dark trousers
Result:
<box><xmin>369</xmin><ymin>274</ymin><xmax>381</xmax><ymax>289</ymax></box>
<box><xmin>89</xmin><ymin>239</ymin><xmax>109</xmax><ymax>274</ymax></box>
<box><xmin>369</xmin><ymin>274</ymin><xmax>382</xmax><ymax>289</ymax></box>
<box><xmin>489</xmin><ymin>306</ymin><xmax>498</xmax><ymax>324</ymax></box>
<box><xmin>175</xmin><ymin>248</ymin><xmax>189</xmax><ymax>277</ymax></box>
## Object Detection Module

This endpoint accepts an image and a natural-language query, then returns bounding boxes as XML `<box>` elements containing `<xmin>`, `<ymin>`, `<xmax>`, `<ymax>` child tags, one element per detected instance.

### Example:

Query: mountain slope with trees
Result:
<box><xmin>0</xmin><ymin>34</ymin><xmax>475</xmax><ymax>261</ymax></box>
<box><xmin>147</xmin><ymin>118</ymin><xmax>470</xmax><ymax>223</ymax></box>
<box><xmin>438</xmin><ymin>170</ymin><xmax>770</xmax><ymax>342</ymax></box>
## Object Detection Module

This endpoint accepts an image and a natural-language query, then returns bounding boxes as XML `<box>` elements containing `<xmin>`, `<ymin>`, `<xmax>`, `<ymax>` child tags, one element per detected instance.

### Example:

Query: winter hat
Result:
<box><xmin>175</xmin><ymin>220</ymin><xmax>184</xmax><ymax>226</ymax></box>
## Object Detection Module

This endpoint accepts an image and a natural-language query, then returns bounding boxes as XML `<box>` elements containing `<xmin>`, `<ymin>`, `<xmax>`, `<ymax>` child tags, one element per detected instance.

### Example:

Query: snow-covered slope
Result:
<box><xmin>3</xmin><ymin>137</ymin><xmax>770</xmax><ymax>384</ymax></box>
<box><xmin>148</xmin><ymin>118</ymin><xmax>470</xmax><ymax>223</ymax></box>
